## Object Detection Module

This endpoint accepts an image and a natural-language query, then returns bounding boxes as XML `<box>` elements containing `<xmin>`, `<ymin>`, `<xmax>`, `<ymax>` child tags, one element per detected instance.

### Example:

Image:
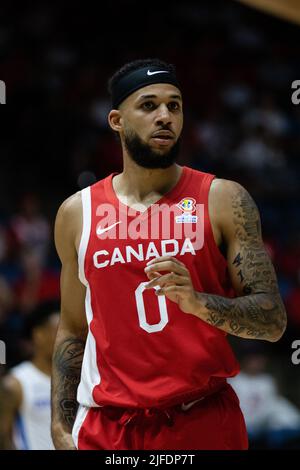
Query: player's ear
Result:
<box><xmin>108</xmin><ymin>109</ymin><xmax>123</xmax><ymax>132</ymax></box>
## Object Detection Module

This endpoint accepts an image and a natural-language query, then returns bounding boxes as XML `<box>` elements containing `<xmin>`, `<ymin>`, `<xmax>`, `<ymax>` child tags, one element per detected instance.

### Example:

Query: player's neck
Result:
<box><xmin>31</xmin><ymin>355</ymin><xmax>52</xmax><ymax>377</ymax></box>
<box><xmin>114</xmin><ymin>161</ymin><xmax>182</xmax><ymax>202</ymax></box>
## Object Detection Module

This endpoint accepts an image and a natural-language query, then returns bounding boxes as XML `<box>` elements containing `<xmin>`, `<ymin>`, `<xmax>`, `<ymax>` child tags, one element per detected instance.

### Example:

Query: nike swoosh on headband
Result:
<box><xmin>147</xmin><ymin>70</ymin><xmax>170</xmax><ymax>76</ymax></box>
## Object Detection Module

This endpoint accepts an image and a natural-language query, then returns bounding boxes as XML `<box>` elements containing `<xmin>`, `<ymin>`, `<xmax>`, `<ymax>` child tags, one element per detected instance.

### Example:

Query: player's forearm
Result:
<box><xmin>51</xmin><ymin>333</ymin><xmax>85</xmax><ymax>449</ymax></box>
<box><xmin>51</xmin><ymin>421</ymin><xmax>77</xmax><ymax>450</ymax></box>
<box><xmin>191</xmin><ymin>291</ymin><xmax>287</xmax><ymax>342</ymax></box>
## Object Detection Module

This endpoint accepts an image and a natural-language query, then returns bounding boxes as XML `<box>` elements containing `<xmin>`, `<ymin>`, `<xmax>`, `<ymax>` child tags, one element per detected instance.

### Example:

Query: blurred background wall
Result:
<box><xmin>1</xmin><ymin>0</ymin><xmax>300</xmax><ymax>448</ymax></box>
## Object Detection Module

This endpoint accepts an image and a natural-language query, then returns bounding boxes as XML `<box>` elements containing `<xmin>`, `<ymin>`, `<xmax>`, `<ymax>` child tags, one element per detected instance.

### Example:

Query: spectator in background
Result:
<box><xmin>10</xmin><ymin>193</ymin><xmax>50</xmax><ymax>267</ymax></box>
<box><xmin>0</xmin><ymin>277</ymin><xmax>14</xmax><ymax>327</ymax></box>
<box><xmin>229</xmin><ymin>353</ymin><xmax>300</xmax><ymax>448</ymax></box>
<box><xmin>232</xmin><ymin>125</ymin><xmax>286</xmax><ymax>173</ymax></box>
<box><xmin>0</xmin><ymin>300</ymin><xmax>59</xmax><ymax>450</ymax></box>
<box><xmin>13</xmin><ymin>247</ymin><xmax>60</xmax><ymax>314</ymax></box>
<box><xmin>242</xmin><ymin>93</ymin><xmax>289</xmax><ymax>137</ymax></box>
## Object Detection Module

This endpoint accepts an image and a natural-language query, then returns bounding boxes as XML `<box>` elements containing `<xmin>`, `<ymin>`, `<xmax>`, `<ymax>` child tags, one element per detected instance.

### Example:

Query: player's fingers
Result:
<box><xmin>144</xmin><ymin>260</ymin><xmax>188</xmax><ymax>276</ymax></box>
<box><xmin>146</xmin><ymin>270</ymin><xmax>162</xmax><ymax>281</ymax></box>
<box><xmin>155</xmin><ymin>285</ymin><xmax>190</xmax><ymax>296</ymax></box>
<box><xmin>145</xmin><ymin>273</ymin><xmax>189</xmax><ymax>289</ymax></box>
<box><xmin>146</xmin><ymin>256</ymin><xmax>186</xmax><ymax>268</ymax></box>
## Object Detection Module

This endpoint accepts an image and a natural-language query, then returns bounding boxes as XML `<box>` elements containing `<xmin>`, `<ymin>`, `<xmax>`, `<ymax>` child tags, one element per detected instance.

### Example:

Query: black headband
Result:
<box><xmin>111</xmin><ymin>66</ymin><xmax>180</xmax><ymax>108</ymax></box>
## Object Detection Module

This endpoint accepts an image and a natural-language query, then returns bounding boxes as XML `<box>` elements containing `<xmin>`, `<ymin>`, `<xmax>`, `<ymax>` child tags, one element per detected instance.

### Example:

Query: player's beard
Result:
<box><xmin>124</xmin><ymin>128</ymin><xmax>181</xmax><ymax>169</ymax></box>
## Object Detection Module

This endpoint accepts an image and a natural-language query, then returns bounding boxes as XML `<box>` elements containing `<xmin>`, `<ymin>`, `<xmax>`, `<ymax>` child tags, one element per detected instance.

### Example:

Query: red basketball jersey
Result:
<box><xmin>77</xmin><ymin>166</ymin><xmax>240</xmax><ymax>409</ymax></box>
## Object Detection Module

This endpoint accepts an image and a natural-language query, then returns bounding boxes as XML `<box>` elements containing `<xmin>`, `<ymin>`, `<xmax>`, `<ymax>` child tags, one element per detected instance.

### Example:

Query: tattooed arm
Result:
<box><xmin>195</xmin><ymin>179</ymin><xmax>287</xmax><ymax>341</ymax></box>
<box><xmin>145</xmin><ymin>180</ymin><xmax>286</xmax><ymax>342</ymax></box>
<box><xmin>52</xmin><ymin>194</ymin><xmax>88</xmax><ymax>450</ymax></box>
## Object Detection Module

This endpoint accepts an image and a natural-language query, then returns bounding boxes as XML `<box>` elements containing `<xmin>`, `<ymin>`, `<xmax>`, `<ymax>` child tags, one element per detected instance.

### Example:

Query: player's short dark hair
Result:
<box><xmin>107</xmin><ymin>58</ymin><xmax>177</xmax><ymax>97</ymax></box>
<box><xmin>24</xmin><ymin>300</ymin><xmax>60</xmax><ymax>339</ymax></box>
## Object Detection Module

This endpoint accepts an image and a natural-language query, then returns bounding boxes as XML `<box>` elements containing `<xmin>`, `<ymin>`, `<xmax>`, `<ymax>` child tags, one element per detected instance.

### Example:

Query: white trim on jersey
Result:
<box><xmin>75</xmin><ymin>186</ymin><xmax>101</xmax><ymax>414</ymax></box>
<box><xmin>78</xmin><ymin>186</ymin><xmax>91</xmax><ymax>286</ymax></box>
<box><xmin>76</xmin><ymin>284</ymin><xmax>101</xmax><ymax>407</ymax></box>
<box><xmin>72</xmin><ymin>405</ymin><xmax>89</xmax><ymax>449</ymax></box>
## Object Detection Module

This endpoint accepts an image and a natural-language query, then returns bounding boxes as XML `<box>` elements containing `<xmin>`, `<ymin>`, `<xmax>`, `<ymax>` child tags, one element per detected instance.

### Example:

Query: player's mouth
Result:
<box><xmin>151</xmin><ymin>131</ymin><xmax>175</xmax><ymax>146</ymax></box>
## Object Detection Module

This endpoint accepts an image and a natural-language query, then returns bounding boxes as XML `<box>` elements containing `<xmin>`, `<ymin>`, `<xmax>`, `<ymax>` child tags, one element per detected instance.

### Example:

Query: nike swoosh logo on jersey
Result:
<box><xmin>147</xmin><ymin>70</ymin><xmax>169</xmax><ymax>76</ymax></box>
<box><xmin>96</xmin><ymin>221</ymin><xmax>121</xmax><ymax>235</ymax></box>
<box><xmin>181</xmin><ymin>397</ymin><xmax>204</xmax><ymax>412</ymax></box>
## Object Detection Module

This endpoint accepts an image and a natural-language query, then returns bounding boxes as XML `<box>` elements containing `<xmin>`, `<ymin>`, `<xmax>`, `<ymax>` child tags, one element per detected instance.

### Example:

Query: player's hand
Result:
<box><xmin>144</xmin><ymin>256</ymin><xmax>198</xmax><ymax>315</ymax></box>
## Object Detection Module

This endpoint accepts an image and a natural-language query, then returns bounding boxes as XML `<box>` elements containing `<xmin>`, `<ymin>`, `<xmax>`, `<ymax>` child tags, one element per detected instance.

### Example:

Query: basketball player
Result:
<box><xmin>51</xmin><ymin>59</ymin><xmax>287</xmax><ymax>450</ymax></box>
<box><xmin>0</xmin><ymin>301</ymin><xmax>59</xmax><ymax>449</ymax></box>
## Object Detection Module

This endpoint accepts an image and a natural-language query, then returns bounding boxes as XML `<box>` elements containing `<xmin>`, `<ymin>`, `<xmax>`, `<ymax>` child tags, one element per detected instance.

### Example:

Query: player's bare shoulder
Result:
<box><xmin>54</xmin><ymin>191</ymin><xmax>83</xmax><ymax>258</ymax></box>
<box><xmin>209</xmin><ymin>178</ymin><xmax>260</xmax><ymax>240</ymax></box>
<box><xmin>210</xmin><ymin>177</ymin><xmax>249</xmax><ymax>206</ymax></box>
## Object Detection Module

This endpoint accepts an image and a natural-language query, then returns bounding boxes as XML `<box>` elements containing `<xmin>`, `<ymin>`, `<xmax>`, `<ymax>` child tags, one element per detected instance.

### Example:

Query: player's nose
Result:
<box><xmin>155</xmin><ymin>104</ymin><xmax>171</xmax><ymax>125</ymax></box>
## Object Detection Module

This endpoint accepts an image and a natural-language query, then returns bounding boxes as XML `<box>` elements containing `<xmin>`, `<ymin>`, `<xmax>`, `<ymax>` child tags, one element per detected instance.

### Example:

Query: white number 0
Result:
<box><xmin>134</xmin><ymin>282</ymin><xmax>169</xmax><ymax>333</ymax></box>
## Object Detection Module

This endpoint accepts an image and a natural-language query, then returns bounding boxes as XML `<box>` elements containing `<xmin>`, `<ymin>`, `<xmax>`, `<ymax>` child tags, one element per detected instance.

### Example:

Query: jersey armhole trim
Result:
<box><xmin>204</xmin><ymin>175</ymin><xmax>228</xmax><ymax>268</ymax></box>
<box><xmin>78</xmin><ymin>186</ymin><xmax>91</xmax><ymax>286</ymax></box>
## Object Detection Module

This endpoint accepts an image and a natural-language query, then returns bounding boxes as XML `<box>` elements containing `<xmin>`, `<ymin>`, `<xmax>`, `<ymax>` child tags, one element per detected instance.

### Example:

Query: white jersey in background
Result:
<box><xmin>10</xmin><ymin>361</ymin><xmax>54</xmax><ymax>450</ymax></box>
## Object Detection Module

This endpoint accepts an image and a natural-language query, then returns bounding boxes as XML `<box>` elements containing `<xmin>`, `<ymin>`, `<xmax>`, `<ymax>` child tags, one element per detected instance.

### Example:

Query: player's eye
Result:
<box><xmin>168</xmin><ymin>102</ymin><xmax>180</xmax><ymax>111</ymax></box>
<box><xmin>142</xmin><ymin>101</ymin><xmax>155</xmax><ymax>110</ymax></box>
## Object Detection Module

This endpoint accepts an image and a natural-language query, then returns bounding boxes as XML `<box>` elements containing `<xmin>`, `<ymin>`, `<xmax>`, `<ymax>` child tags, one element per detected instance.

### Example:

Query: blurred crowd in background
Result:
<box><xmin>1</xmin><ymin>0</ymin><xmax>300</xmax><ymax>448</ymax></box>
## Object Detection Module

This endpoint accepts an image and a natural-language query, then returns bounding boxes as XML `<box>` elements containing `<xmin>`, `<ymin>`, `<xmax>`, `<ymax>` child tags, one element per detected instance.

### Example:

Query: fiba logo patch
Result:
<box><xmin>176</xmin><ymin>197</ymin><xmax>198</xmax><ymax>223</ymax></box>
<box><xmin>177</xmin><ymin>198</ymin><xmax>196</xmax><ymax>213</ymax></box>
